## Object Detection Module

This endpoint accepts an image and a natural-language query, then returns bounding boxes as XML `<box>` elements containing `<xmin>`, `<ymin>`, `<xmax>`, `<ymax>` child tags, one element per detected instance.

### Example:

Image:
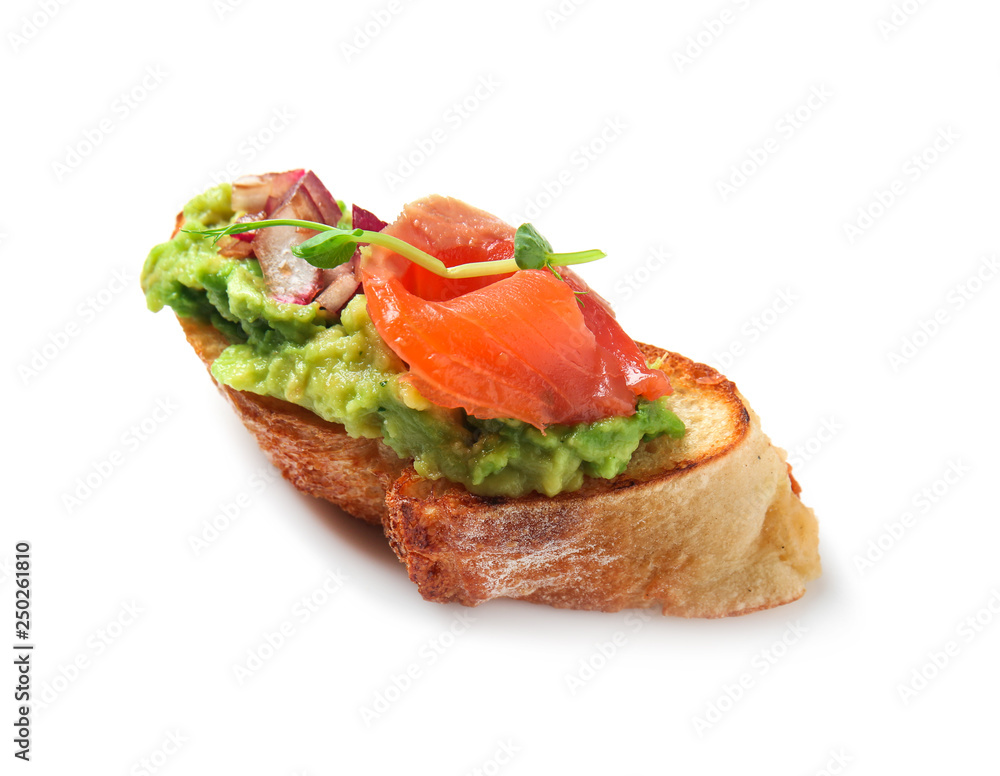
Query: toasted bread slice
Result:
<box><xmin>178</xmin><ymin>316</ymin><xmax>820</xmax><ymax>617</ymax></box>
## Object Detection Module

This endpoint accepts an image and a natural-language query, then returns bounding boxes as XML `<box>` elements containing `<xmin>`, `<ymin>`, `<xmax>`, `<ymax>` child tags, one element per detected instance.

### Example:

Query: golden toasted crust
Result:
<box><xmin>176</xmin><ymin>314</ymin><xmax>820</xmax><ymax>617</ymax></box>
<box><xmin>178</xmin><ymin>316</ymin><xmax>405</xmax><ymax>525</ymax></box>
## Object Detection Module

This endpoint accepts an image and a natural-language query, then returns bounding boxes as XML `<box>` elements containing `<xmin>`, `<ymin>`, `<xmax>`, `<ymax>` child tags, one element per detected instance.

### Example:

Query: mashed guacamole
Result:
<box><xmin>141</xmin><ymin>184</ymin><xmax>684</xmax><ymax>497</ymax></box>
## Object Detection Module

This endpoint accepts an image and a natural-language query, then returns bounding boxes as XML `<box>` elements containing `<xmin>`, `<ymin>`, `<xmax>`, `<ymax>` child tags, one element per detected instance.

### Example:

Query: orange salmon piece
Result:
<box><xmin>360</xmin><ymin>195</ymin><xmax>671</xmax><ymax>428</ymax></box>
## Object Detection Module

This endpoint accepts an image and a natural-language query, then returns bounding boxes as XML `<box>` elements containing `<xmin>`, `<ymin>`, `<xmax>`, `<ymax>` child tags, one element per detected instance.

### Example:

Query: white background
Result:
<box><xmin>4</xmin><ymin>0</ymin><xmax>1000</xmax><ymax>773</ymax></box>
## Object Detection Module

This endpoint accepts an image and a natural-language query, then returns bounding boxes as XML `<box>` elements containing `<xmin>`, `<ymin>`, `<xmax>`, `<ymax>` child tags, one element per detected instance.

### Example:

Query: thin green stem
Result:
<box><xmin>548</xmin><ymin>249</ymin><xmax>606</xmax><ymax>266</ymax></box>
<box><xmin>361</xmin><ymin>232</ymin><xmax>450</xmax><ymax>276</ymax></box>
<box><xmin>240</xmin><ymin>219</ymin><xmax>336</xmax><ymax>233</ymax></box>
<box><xmin>443</xmin><ymin>258</ymin><xmax>520</xmax><ymax>279</ymax></box>
<box><xmin>186</xmin><ymin>219</ymin><xmax>336</xmax><ymax>244</ymax></box>
<box><xmin>355</xmin><ymin>232</ymin><xmax>520</xmax><ymax>279</ymax></box>
<box><xmin>189</xmin><ymin>218</ymin><xmax>606</xmax><ymax>280</ymax></box>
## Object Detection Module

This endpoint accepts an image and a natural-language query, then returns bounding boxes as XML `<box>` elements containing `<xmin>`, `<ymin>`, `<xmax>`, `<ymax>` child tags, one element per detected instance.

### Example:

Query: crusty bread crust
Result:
<box><xmin>179</xmin><ymin>315</ymin><xmax>405</xmax><ymax>526</ymax></box>
<box><xmin>177</xmin><ymin>314</ymin><xmax>820</xmax><ymax>617</ymax></box>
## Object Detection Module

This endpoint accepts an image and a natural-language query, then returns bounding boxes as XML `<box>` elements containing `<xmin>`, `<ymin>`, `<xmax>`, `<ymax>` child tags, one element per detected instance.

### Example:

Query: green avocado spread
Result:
<box><xmin>141</xmin><ymin>184</ymin><xmax>684</xmax><ymax>497</ymax></box>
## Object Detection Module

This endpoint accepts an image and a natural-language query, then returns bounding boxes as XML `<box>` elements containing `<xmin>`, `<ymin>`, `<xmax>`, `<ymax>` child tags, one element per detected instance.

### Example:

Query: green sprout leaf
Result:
<box><xmin>293</xmin><ymin>228</ymin><xmax>364</xmax><ymax>269</ymax></box>
<box><xmin>514</xmin><ymin>223</ymin><xmax>606</xmax><ymax>272</ymax></box>
<box><xmin>514</xmin><ymin>223</ymin><xmax>554</xmax><ymax>269</ymax></box>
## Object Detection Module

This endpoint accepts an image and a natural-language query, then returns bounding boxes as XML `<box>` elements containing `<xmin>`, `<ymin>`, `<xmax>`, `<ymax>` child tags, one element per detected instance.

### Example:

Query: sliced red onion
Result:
<box><xmin>230</xmin><ymin>170</ymin><xmax>347</xmax><ymax>305</ymax></box>
<box><xmin>252</xmin><ymin>227</ymin><xmax>322</xmax><ymax>305</ymax></box>
<box><xmin>300</xmin><ymin>171</ymin><xmax>342</xmax><ymax>226</ymax></box>
<box><xmin>315</xmin><ymin>257</ymin><xmax>361</xmax><ymax>314</ymax></box>
<box><xmin>231</xmin><ymin>175</ymin><xmax>269</xmax><ymax>214</ymax></box>
<box><xmin>231</xmin><ymin>210</ymin><xmax>265</xmax><ymax>242</ymax></box>
<box><xmin>218</xmin><ymin>237</ymin><xmax>254</xmax><ymax>259</ymax></box>
<box><xmin>251</xmin><ymin>181</ymin><xmax>326</xmax><ymax>305</ymax></box>
<box><xmin>309</xmin><ymin>206</ymin><xmax>382</xmax><ymax>312</ymax></box>
<box><xmin>231</xmin><ymin>169</ymin><xmax>305</xmax><ymax>214</ymax></box>
<box><xmin>351</xmin><ymin>204</ymin><xmax>387</xmax><ymax>232</ymax></box>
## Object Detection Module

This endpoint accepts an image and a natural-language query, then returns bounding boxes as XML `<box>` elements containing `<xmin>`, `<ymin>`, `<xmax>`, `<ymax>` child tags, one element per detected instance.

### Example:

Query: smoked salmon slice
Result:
<box><xmin>368</xmin><ymin>196</ymin><xmax>516</xmax><ymax>302</ymax></box>
<box><xmin>360</xmin><ymin>196</ymin><xmax>671</xmax><ymax>428</ymax></box>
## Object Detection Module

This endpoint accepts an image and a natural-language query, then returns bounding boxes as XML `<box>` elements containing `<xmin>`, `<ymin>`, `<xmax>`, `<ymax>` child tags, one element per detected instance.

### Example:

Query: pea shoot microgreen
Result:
<box><xmin>186</xmin><ymin>218</ymin><xmax>606</xmax><ymax>280</ymax></box>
